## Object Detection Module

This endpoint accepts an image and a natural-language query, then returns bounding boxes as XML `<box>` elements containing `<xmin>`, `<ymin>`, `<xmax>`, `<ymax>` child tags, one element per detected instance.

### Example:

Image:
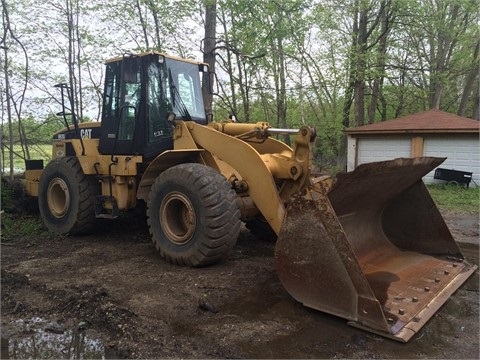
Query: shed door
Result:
<box><xmin>423</xmin><ymin>135</ymin><xmax>479</xmax><ymax>186</ymax></box>
<box><xmin>357</xmin><ymin>137</ymin><xmax>411</xmax><ymax>165</ymax></box>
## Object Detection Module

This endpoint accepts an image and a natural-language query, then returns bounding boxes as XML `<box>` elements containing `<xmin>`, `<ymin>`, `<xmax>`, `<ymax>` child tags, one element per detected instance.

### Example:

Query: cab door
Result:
<box><xmin>142</xmin><ymin>56</ymin><xmax>174</xmax><ymax>158</ymax></box>
<box><xmin>99</xmin><ymin>56</ymin><xmax>142</xmax><ymax>155</ymax></box>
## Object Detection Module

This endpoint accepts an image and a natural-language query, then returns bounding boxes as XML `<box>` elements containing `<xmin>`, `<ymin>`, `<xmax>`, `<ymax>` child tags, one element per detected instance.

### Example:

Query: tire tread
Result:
<box><xmin>147</xmin><ymin>163</ymin><xmax>241</xmax><ymax>267</ymax></box>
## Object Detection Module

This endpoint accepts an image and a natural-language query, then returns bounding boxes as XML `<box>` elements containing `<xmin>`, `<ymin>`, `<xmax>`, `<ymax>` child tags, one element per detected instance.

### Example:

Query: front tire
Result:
<box><xmin>38</xmin><ymin>157</ymin><xmax>99</xmax><ymax>235</ymax></box>
<box><xmin>147</xmin><ymin>163</ymin><xmax>241</xmax><ymax>266</ymax></box>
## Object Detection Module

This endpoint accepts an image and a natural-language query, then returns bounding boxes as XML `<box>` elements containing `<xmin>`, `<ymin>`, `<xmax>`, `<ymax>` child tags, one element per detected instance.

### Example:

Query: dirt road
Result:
<box><xmin>1</xmin><ymin>211</ymin><xmax>478</xmax><ymax>359</ymax></box>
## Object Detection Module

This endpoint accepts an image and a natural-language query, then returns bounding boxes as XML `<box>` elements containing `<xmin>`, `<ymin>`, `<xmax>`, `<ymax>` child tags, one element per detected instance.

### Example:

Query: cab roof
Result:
<box><xmin>105</xmin><ymin>51</ymin><xmax>208</xmax><ymax>66</ymax></box>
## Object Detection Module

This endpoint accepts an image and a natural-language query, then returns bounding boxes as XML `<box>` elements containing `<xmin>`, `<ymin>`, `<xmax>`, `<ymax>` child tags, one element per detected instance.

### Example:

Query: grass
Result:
<box><xmin>1</xmin><ymin>144</ymin><xmax>52</xmax><ymax>173</ymax></box>
<box><xmin>0</xmin><ymin>176</ymin><xmax>55</xmax><ymax>241</ymax></box>
<box><xmin>427</xmin><ymin>184</ymin><xmax>480</xmax><ymax>215</ymax></box>
<box><xmin>0</xmin><ymin>213</ymin><xmax>47</xmax><ymax>241</ymax></box>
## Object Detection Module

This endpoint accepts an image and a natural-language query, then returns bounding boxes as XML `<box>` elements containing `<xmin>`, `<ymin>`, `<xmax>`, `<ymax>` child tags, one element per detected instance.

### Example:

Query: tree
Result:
<box><xmin>342</xmin><ymin>0</ymin><xmax>396</xmax><ymax>128</ymax></box>
<box><xmin>391</xmin><ymin>0</ymin><xmax>479</xmax><ymax>117</ymax></box>
<box><xmin>1</xmin><ymin>0</ymin><xmax>30</xmax><ymax>179</ymax></box>
<box><xmin>457</xmin><ymin>38</ymin><xmax>479</xmax><ymax>119</ymax></box>
<box><xmin>2</xmin><ymin>0</ymin><xmax>479</xmax><ymax>177</ymax></box>
<box><xmin>202</xmin><ymin>0</ymin><xmax>216</xmax><ymax>117</ymax></box>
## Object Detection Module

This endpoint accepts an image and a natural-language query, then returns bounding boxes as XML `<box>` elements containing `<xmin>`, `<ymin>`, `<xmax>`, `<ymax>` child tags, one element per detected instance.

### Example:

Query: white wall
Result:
<box><xmin>355</xmin><ymin>136</ymin><xmax>411</xmax><ymax>164</ymax></box>
<box><xmin>423</xmin><ymin>135</ymin><xmax>479</xmax><ymax>187</ymax></box>
<box><xmin>347</xmin><ymin>134</ymin><xmax>479</xmax><ymax>187</ymax></box>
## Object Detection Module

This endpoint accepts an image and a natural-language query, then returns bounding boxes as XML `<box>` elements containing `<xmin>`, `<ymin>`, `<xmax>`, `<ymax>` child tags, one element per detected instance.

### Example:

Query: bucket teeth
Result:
<box><xmin>275</xmin><ymin>157</ymin><xmax>477</xmax><ymax>342</ymax></box>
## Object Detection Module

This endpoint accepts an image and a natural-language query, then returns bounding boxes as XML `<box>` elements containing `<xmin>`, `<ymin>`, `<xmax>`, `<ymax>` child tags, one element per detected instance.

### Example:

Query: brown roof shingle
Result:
<box><xmin>345</xmin><ymin>109</ymin><xmax>480</xmax><ymax>134</ymax></box>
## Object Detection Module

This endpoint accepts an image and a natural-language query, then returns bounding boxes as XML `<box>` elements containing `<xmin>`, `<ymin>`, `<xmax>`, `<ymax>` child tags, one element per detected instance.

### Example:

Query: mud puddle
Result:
<box><xmin>1</xmin><ymin>317</ymin><xmax>106</xmax><ymax>359</ymax></box>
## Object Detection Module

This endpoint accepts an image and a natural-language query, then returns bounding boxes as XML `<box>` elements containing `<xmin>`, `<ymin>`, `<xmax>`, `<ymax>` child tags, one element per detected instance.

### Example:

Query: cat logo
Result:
<box><xmin>80</xmin><ymin>128</ymin><xmax>92</xmax><ymax>139</ymax></box>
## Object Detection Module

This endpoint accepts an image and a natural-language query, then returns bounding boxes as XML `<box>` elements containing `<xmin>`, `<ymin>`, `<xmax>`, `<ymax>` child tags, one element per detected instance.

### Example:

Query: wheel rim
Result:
<box><xmin>47</xmin><ymin>177</ymin><xmax>70</xmax><ymax>218</ymax></box>
<box><xmin>160</xmin><ymin>191</ymin><xmax>196</xmax><ymax>245</ymax></box>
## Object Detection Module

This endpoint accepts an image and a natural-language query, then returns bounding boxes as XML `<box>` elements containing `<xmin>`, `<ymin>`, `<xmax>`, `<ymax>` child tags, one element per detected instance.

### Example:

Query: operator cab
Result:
<box><xmin>99</xmin><ymin>52</ymin><xmax>208</xmax><ymax>158</ymax></box>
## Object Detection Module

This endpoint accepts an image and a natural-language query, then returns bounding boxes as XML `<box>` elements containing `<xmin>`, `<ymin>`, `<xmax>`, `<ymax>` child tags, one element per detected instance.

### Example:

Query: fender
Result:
<box><xmin>137</xmin><ymin>149</ymin><xmax>205</xmax><ymax>201</ymax></box>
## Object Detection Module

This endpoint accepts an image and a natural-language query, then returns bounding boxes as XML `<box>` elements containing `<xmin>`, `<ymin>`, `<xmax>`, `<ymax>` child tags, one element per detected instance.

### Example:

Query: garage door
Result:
<box><xmin>423</xmin><ymin>135</ymin><xmax>479</xmax><ymax>187</ymax></box>
<box><xmin>357</xmin><ymin>137</ymin><xmax>411</xmax><ymax>165</ymax></box>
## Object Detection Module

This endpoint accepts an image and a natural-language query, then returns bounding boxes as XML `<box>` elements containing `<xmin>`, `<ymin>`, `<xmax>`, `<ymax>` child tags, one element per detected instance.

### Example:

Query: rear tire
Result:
<box><xmin>38</xmin><ymin>157</ymin><xmax>99</xmax><ymax>235</ymax></box>
<box><xmin>147</xmin><ymin>163</ymin><xmax>241</xmax><ymax>266</ymax></box>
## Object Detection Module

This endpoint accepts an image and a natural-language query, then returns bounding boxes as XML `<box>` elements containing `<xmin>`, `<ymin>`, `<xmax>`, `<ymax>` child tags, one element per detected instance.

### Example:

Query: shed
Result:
<box><xmin>345</xmin><ymin>109</ymin><xmax>480</xmax><ymax>187</ymax></box>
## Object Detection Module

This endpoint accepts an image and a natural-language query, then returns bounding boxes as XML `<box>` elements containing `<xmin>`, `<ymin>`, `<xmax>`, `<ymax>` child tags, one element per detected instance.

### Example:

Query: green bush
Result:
<box><xmin>1</xmin><ymin>177</ymin><xmax>15</xmax><ymax>212</ymax></box>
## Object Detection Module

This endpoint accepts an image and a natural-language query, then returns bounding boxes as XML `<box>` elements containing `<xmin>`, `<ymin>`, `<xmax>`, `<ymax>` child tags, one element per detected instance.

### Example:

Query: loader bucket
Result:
<box><xmin>275</xmin><ymin>157</ymin><xmax>477</xmax><ymax>342</ymax></box>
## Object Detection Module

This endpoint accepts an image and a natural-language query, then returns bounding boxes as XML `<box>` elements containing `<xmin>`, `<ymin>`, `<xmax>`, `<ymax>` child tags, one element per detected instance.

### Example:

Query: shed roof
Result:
<box><xmin>345</xmin><ymin>109</ymin><xmax>480</xmax><ymax>135</ymax></box>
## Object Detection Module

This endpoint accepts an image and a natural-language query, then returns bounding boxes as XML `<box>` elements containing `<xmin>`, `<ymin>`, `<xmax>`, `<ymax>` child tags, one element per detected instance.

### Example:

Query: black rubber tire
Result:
<box><xmin>38</xmin><ymin>157</ymin><xmax>99</xmax><ymax>235</ymax></box>
<box><xmin>245</xmin><ymin>217</ymin><xmax>277</xmax><ymax>242</ymax></box>
<box><xmin>147</xmin><ymin>163</ymin><xmax>241</xmax><ymax>267</ymax></box>
<box><xmin>447</xmin><ymin>180</ymin><xmax>459</xmax><ymax>187</ymax></box>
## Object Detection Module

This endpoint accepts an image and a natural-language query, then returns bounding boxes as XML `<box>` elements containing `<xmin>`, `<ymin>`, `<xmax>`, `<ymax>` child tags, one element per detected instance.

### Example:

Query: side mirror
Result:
<box><xmin>167</xmin><ymin>112</ymin><xmax>176</xmax><ymax>124</ymax></box>
<box><xmin>198</xmin><ymin>63</ymin><xmax>209</xmax><ymax>73</ymax></box>
<box><xmin>206</xmin><ymin>71</ymin><xmax>220</xmax><ymax>96</ymax></box>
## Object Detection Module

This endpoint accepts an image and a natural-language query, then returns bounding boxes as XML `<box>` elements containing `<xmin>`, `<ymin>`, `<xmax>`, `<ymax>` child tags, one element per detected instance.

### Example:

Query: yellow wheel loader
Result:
<box><xmin>24</xmin><ymin>52</ymin><xmax>476</xmax><ymax>342</ymax></box>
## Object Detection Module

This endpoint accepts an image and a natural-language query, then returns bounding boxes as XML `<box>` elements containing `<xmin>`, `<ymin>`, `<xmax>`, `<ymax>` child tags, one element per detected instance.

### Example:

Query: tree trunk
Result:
<box><xmin>217</xmin><ymin>6</ymin><xmax>237</xmax><ymax>118</ymax></box>
<box><xmin>276</xmin><ymin>31</ymin><xmax>287</xmax><ymax>136</ymax></box>
<box><xmin>367</xmin><ymin>1</ymin><xmax>391</xmax><ymax>123</ymax></box>
<box><xmin>75</xmin><ymin>1</ymin><xmax>83</xmax><ymax>121</ymax></box>
<box><xmin>3</xmin><ymin>44</ymin><xmax>14</xmax><ymax>180</ymax></box>
<box><xmin>429</xmin><ymin>3</ymin><xmax>460</xmax><ymax>110</ymax></box>
<box><xmin>136</xmin><ymin>0</ymin><xmax>150</xmax><ymax>49</ymax></box>
<box><xmin>202</xmin><ymin>0</ymin><xmax>216</xmax><ymax>120</ymax></box>
<box><xmin>353</xmin><ymin>3</ymin><xmax>368</xmax><ymax>127</ymax></box>
<box><xmin>147</xmin><ymin>0</ymin><xmax>161</xmax><ymax>50</ymax></box>
<box><xmin>458</xmin><ymin>40</ymin><xmax>479</xmax><ymax>117</ymax></box>
<box><xmin>236</xmin><ymin>53</ymin><xmax>248</xmax><ymax>121</ymax></box>
<box><xmin>66</xmin><ymin>0</ymin><xmax>79</xmax><ymax>121</ymax></box>
<box><xmin>472</xmin><ymin>81</ymin><xmax>479</xmax><ymax>120</ymax></box>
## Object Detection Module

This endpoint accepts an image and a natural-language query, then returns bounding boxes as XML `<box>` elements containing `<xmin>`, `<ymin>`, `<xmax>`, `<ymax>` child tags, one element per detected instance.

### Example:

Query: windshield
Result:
<box><xmin>163</xmin><ymin>58</ymin><xmax>205</xmax><ymax>121</ymax></box>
